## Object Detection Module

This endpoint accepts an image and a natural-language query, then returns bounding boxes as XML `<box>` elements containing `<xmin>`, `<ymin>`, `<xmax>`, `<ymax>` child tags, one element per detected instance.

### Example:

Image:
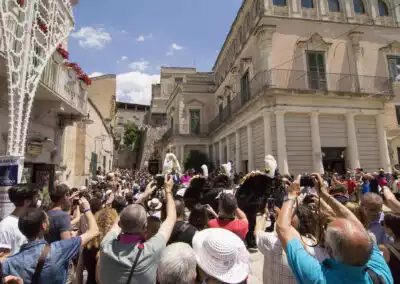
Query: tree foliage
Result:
<box><xmin>123</xmin><ymin>122</ymin><xmax>139</xmax><ymax>150</ymax></box>
<box><xmin>184</xmin><ymin>150</ymin><xmax>212</xmax><ymax>172</ymax></box>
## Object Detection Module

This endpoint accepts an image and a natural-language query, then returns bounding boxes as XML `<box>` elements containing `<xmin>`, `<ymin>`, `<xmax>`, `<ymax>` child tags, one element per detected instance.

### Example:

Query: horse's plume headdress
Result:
<box><xmin>265</xmin><ymin>155</ymin><xmax>277</xmax><ymax>179</ymax></box>
<box><xmin>201</xmin><ymin>164</ymin><xmax>209</xmax><ymax>178</ymax></box>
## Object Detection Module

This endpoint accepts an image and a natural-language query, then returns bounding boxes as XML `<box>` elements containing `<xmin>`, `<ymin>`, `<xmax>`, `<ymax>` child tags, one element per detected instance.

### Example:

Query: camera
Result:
<box><xmin>73</xmin><ymin>198</ymin><xmax>80</xmax><ymax>206</ymax></box>
<box><xmin>300</xmin><ymin>175</ymin><xmax>314</xmax><ymax>188</ymax></box>
<box><xmin>155</xmin><ymin>174</ymin><xmax>165</xmax><ymax>189</ymax></box>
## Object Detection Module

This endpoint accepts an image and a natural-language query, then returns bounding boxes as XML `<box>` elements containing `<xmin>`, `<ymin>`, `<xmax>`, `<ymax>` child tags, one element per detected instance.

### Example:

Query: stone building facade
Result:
<box><xmin>156</xmin><ymin>0</ymin><xmax>400</xmax><ymax>175</ymax></box>
<box><xmin>114</xmin><ymin>102</ymin><xmax>150</xmax><ymax>169</ymax></box>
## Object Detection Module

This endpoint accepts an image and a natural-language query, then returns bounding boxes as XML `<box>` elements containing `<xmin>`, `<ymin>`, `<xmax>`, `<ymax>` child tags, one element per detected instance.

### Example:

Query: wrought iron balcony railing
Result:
<box><xmin>209</xmin><ymin>69</ymin><xmax>393</xmax><ymax>133</ymax></box>
<box><xmin>162</xmin><ymin>123</ymin><xmax>209</xmax><ymax>140</ymax></box>
<box><xmin>41</xmin><ymin>60</ymin><xmax>87</xmax><ymax>114</ymax></box>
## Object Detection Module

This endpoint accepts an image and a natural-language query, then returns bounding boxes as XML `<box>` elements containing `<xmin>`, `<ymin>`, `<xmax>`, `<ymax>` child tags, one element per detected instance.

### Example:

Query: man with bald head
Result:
<box><xmin>99</xmin><ymin>176</ymin><xmax>177</xmax><ymax>284</ymax></box>
<box><xmin>362</xmin><ymin>192</ymin><xmax>392</xmax><ymax>245</ymax></box>
<box><xmin>277</xmin><ymin>174</ymin><xmax>393</xmax><ymax>283</ymax></box>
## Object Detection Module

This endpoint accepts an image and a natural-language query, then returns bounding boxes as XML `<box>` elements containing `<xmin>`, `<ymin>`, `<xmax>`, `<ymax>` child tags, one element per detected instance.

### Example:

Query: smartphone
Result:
<box><xmin>155</xmin><ymin>174</ymin><xmax>165</xmax><ymax>188</ymax></box>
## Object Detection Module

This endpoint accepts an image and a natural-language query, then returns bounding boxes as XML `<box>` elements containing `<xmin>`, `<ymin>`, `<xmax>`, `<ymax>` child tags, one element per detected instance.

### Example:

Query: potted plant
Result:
<box><xmin>54</xmin><ymin>44</ymin><xmax>69</xmax><ymax>63</ymax></box>
<box><xmin>65</xmin><ymin>62</ymin><xmax>82</xmax><ymax>78</ymax></box>
<box><xmin>78</xmin><ymin>73</ymin><xmax>92</xmax><ymax>90</ymax></box>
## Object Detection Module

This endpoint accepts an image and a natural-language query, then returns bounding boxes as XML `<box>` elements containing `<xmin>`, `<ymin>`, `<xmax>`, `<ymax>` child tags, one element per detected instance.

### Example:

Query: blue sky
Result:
<box><xmin>68</xmin><ymin>0</ymin><xmax>242</xmax><ymax>105</ymax></box>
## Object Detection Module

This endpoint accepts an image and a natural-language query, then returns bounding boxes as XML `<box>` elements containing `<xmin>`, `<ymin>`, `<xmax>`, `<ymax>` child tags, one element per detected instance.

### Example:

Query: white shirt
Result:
<box><xmin>256</xmin><ymin>232</ymin><xmax>329</xmax><ymax>284</ymax></box>
<box><xmin>0</xmin><ymin>215</ymin><xmax>27</xmax><ymax>255</ymax></box>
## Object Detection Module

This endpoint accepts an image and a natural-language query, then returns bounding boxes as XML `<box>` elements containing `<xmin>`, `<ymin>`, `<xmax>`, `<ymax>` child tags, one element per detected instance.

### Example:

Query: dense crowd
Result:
<box><xmin>0</xmin><ymin>153</ymin><xmax>400</xmax><ymax>284</ymax></box>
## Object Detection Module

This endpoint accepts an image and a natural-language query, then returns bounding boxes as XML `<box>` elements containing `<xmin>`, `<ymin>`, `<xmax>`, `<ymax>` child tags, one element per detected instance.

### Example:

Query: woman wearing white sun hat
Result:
<box><xmin>192</xmin><ymin>228</ymin><xmax>251</xmax><ymax>284</ymax></box>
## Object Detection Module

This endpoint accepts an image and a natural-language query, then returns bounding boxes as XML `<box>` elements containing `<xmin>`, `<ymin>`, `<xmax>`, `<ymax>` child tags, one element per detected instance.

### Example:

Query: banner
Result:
<box><xmin>0</xmin><ymin>156</ymin><xmax>24</xmax><ymax>219</ymax></box>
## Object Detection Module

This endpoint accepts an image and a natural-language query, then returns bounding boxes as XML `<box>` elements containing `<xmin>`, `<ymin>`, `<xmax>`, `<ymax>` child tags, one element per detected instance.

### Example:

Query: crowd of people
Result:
<box><xmin>0</xmin><ymin>152</ymin><xmax>399</xmax><ymax>284</ymax></box>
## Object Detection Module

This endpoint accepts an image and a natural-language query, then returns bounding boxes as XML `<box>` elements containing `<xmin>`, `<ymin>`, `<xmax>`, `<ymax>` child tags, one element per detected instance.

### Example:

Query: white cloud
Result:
<box><xmin>129</xmin><ymin>60</ymin><xmax>149</xmax><ymax>71</ymax></box>
<box><xmin>136</xmin><ymin>34</ymin><xmax>153</xmax><ymax>42</ymax></box>
<box><xmin>116</xmin><ymin>71</ymin><xmax>160</xmax><ymax>105</ymax></box>
<box><xmin>71</xmin><ymin>27</ymin><xmax>111</xmax><ymax>49</ymax></box>
<box><xmin>166</xmin><ymin>43</ymin><xmax>184</xmax><ymax>56</ymax></box>
<box><xmin>89</xmin><ymin>72</ymin><xmax>104</xmax><ymax>77</ymax></box>
<box><xmin>117</xmin><ymin>56</ymin><xmax>129</xmax><ymax>63</ymax></box>
<box><xmin>172</xmin><ymin>43</ymin><xmax>183</xmax><ymax>50</ymax></box>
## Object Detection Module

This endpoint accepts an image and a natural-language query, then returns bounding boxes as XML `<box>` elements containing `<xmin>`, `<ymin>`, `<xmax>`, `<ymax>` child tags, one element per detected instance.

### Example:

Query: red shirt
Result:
<box><xmin>347</xmin><ymin>180</ymin><xmax>357</xmax><ymax>195</ymax></box>
<box><xmin>208</xmin><ymin>219</ymin><xmax>249</xmax><ymax>240</ymax></box>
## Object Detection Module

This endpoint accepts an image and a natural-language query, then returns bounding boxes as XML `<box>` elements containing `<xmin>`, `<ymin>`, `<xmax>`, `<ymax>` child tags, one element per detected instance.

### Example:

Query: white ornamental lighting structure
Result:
<box><xmin>0</xmin><ymin>0</ymin><xmax>75</xmax><ymax>156</ymax></box>
<box><xmin>0</xmin><ymin>0</ymin><xmax>75</xmax><ymax>217</ymax></box>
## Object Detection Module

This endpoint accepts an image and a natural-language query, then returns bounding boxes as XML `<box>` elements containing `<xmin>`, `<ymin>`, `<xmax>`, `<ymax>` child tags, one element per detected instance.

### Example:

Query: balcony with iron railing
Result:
<box><xmin>209</xmin><ymin>69</ymin><xmax>393</xmax><ymax>133</ymax></box>
<box><xmin>40</xmin><ymin>59</ymin><xmax>87</xmax><ymax>114</ymax></box>
<box><xmin>162</xmin><ymin>123</ymin><xmax>209</xmax><ymax>141</ymax></box>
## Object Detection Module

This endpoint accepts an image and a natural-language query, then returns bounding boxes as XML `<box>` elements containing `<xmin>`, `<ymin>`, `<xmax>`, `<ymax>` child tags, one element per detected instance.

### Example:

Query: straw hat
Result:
<box><xmin>192</xmin><ymin>228</ymin><xmax>250</xmax><ymax>284</ymax></box>
<box><xmin>147</xmin><ymin>198</ymin><xmax>162</xmax><ymax>210</ymax></box>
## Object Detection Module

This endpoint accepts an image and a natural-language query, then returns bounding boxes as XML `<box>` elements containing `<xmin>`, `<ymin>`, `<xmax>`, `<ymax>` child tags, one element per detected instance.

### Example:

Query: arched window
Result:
<box><xmin>302</xmin><ymin>0</ymin><xmax>314</xmax><ymax>8</ymax></box>
<box><xmin>378</xmin><ymin>0</ymin><xmax>389</xmax><ymax>16</ymax></box>
<box><xmin>353</xmin><ymin>0</ymin><xmax>366</xmax><ymax>14</ymax></box>
<box><xmin>328</xmin><ymin>0</ymin><xmax>341</xmax><ymax>12</ymax></box>
<box><xmin>273</xmin><ymin>0</ymin><xmax>286</xmax><ymax>7</ymax></box>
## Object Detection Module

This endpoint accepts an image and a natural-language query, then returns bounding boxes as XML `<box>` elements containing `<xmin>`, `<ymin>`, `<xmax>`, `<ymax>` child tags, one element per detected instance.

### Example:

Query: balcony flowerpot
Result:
<box><xmin>80</xmin><ymin>80</ymin><xmax>89</xmax><ymax>90</ymax></box>
<box><xmin>53</xmin><ymin>52</ymin><xmax>64</xmax><ymax>64</ymax></box>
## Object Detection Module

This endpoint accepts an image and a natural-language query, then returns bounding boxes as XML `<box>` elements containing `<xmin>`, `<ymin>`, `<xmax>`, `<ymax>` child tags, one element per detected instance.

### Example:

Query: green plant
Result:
<box><xmin>123</xmin><ymin>122</ymin><xmax>139</xmax><ymax>150</ymax></box>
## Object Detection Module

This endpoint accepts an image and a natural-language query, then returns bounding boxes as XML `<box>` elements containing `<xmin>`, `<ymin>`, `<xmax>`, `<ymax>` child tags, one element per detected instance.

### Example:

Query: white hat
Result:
<box><xmin>147</xmin><ymin>198</ymin><xmax>162</xmax><ymax>210</ymax></box>
<box><xmin>80</xmin><ymin>186</ymin><xmax>87</xmax><ymax>191</ymax></box>
<box><xmin>192</xmin><ymin>228</ymin><xmax>250</xmax><ymax>284</ymax></box>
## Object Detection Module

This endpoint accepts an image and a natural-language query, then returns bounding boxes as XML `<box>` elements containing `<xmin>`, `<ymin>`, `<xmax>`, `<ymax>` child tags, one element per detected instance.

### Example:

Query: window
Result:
<box><xmin>117</xmin><ymin>117</ymin><xmax>124</xmax><ymax>126</ymax></box>
<box><xmin>273</xmin><ymin>0</ymin><xmax>286</xmax><ymax>6</ymax></box>
<box><xmin>353</xmin><ymin>0</ymin><xmax>366</xmax><ymax>14</ymax></box>
<box><xmin>240</xmin><ymin>71</ymin><xmax>250</xmax><ymax>104</ymax></box>
<box><xmin>378</xmin><ymin>0</ymin><xmax>389</xmax><ymax>16</ymax></box>
<box><xmin>396</xmin><ymin>106</ymin><xmax>400</xmax><ymax>125</ymax></box>
<box><xmin>387</xmin><ymin>56</ymin><xmax>400</xmax><ymax>83</ymax></box>
<box><xmin>227</xmin><ymin>95</ymin><xmax>231</xmax><ymax>115</ymax></box>
<box><xmin>328</xmin><ymin>0</ymin><xmax>341</xmax><ymax>11</ymax></box>
<box><xmin>302</xmin><ymin>0</ymin><xmax>314</xmax><ymax>8</ymax></box>
<box><xmin>306</xmin><ymin>51</ymin><xmax>327</xmax><ymax>90</ymax></box>
<box><xmin>175</xmin><ymin>77</ymin><xmax>183</xmax><ymax>83</ymax></box>
<box><xmin>189</xmin><ymin>109</ymin><xmax>201</xmax><ymax>135</ymax></box>
<box><xmin>219</xmin><ymin>103</ymin><xmax>223</xmax><ymax>121</ymax></box>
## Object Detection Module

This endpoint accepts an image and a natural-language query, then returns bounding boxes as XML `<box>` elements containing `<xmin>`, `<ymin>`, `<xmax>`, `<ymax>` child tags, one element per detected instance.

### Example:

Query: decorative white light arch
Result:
<box><xmin>0</xmin><ymin>0</ymin><xmax>75</xmax><ymax>156</ymax></box>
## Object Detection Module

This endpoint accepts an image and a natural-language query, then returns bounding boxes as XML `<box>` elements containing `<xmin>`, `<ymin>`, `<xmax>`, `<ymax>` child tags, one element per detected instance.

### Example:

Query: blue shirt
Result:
<box><xmin>45</xmin><ymin>210</ymin><xmax>71</xmax><ymax>243</ymax></box>
<box><xmin>2</xmin><ymin>237</ymin><xmax>81</xmax><ymax>284</ymax></box>
<box><xmin>362</xmin><ymin>183</ymin><xmax>370</xmax><ymax>195</ymax></box>
<box><xmin>286</xmin><ymin>238</ymin><xmax>393</xmax><ymax>284</ymax></box>
<box><xmin>369</xmin><ymin>212</ymin><xmax>393</xmax><ymax>245</ymax></box>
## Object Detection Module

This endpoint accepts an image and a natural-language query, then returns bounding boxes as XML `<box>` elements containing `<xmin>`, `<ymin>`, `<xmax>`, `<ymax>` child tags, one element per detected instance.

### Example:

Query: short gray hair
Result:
<box><xmin>157</xmin><ymin>243</ymin><xmax>197</xmax><ymax>284</ymax></box>
<box><xmin>119</xmin><ymin>204</ymin><xmax>147</xmax><ymax>234</ymax></box>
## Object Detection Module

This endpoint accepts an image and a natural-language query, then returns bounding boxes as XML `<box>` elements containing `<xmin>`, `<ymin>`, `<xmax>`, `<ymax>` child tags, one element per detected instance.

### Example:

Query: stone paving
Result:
<box><xmin>248</xmin><ymin>249</ymin><xmax>263</xmax><ymax>284</ymax></box>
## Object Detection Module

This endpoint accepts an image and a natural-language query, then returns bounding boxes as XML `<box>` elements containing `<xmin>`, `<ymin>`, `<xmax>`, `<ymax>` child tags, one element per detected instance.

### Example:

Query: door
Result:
<box><xmin>33</xmin><ymin>164</ymin><xmax>55</xmax><ymax>192</ymax></box>
<box><xmin>307</xmin><ymin>51</ymin><xmax>327</xmax><ymax>90</ymax></box>
<box><xmin>90</xmin><ymin>152</ymin><xmax>98</xmax><ymax>178</ymax></box>
<box><xmin>322</xmin><ymin>147</ymin><xmax>346</xmax><ymax>174</ymax></box>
